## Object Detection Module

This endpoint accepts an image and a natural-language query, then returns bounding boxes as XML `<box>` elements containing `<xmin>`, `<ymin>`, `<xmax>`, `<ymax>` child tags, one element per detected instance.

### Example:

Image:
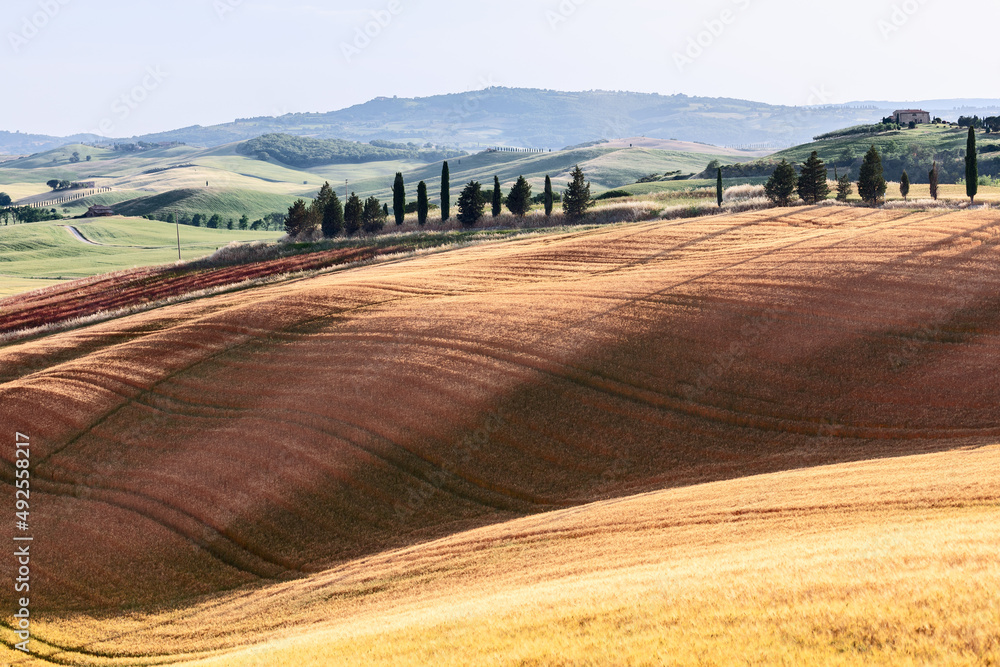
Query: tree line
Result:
<box><xmin>763</xmin><ymin>126</ymin><xmax>982</xmax><ymax>206</ymax></box>
<box><xmin>283</xmin><ymin>162</ymin><xmax>594</xmax><ymax>238</ymax></box>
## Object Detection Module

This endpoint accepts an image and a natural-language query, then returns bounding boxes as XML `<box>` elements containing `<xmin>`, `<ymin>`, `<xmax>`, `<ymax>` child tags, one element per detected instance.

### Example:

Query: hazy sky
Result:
<box><xmin>0</xmin><ymin>0</ymin><xmax>993</xmax><ymax>137</ymax></box>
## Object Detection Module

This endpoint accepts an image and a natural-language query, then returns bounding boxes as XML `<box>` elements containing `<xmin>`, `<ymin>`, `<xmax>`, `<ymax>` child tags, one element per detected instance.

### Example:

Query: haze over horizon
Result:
<box><xmin>1</xmin><ymin>0</ymin><xmax>996</xmax><ymax>138</ymax></box>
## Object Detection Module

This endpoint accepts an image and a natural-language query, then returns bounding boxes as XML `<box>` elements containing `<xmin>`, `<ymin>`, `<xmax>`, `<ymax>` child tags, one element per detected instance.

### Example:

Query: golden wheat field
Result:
<box><xmin>2</xmin><ymin>206</ymin><xmax>999</xmax><ymax>665</ymax></box>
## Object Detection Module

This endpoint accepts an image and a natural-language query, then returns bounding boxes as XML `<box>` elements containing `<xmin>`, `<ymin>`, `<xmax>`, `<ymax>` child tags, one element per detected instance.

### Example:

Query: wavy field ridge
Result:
<box><xmin>4</xmin><ymin>446</ymin><xmax>998</xmax><ymax>665</ymax></box>
<box><xmin>1</xmin><ymin>207</ymin><xmax>999</xmax><ymax>663</ymax></box>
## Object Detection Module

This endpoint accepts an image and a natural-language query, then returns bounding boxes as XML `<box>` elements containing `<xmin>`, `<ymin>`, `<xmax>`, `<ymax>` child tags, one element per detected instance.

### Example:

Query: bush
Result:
<box><xmin>594</xmin><ymin>189</ymin><xmax>634</xmax><ymax>201</ymax></box>
<box><xmin>722</xmin><ymin>184</ymin><xmax>765</xmax><ymax>202</ymax></box>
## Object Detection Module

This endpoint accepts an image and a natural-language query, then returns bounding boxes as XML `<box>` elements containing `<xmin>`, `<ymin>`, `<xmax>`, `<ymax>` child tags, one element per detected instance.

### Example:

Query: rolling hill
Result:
<box><xmin>722</xmin><ymin>123</ymin><xmax>1000</xmax><ymax>184</ymax></box>
<box><xmin>7</xmin><ymin>89</ymin><xmax>1000</xmax><ymax>155</ymax></box>
<box><xmin>0</xmin><ymin>206</ymin><xmax>998</xmax><ymax>665</ymax></box>
<box><xmin>7</xmin><ymin>445</ymin><xmax>995</xmax><ymax>665</ymax></box>
<box><xmin>0</xmin><ymin>138</ymin><xmax>752</xmax><ymax>221</ymax></box>
<box><xmin>0</xmin><ymin>217</ymin><xmax>280</xmax><ymax>291</ymax></box>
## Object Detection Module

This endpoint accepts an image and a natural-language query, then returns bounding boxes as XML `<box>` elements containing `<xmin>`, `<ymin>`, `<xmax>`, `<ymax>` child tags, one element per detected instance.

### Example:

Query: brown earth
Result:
<box><xmin>1</xmin><ymin>206</ymin><xmax>998</xmax><ymax>617</ymax></box>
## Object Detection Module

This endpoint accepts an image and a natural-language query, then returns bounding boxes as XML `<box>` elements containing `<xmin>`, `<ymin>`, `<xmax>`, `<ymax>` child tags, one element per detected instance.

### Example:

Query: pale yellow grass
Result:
<box><xmin>111</xmin><ymin>165</ymin><xmax>314</xmax><ymax>195</ymax></box>
<box><xmin>885</xmin><ymin>183</ymin><xmax>1000</xmax><ymax>202</ymax></box>
<box><xmin>0</xmin><ymin>276</ymin><xmax>66</xmax><ymax>297</ymax></box>
<box><xmin>8</xmin><ymin>446</ymin><xmax>998</xmax><ymax>666</ymax></box>
<box><xmin>0</xmin><ymin>182</ymin><xmax>52</xmax><ymax>201</ymax></box>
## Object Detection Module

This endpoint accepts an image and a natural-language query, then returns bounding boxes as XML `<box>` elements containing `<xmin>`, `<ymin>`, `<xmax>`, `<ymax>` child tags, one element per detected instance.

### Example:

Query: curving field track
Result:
<box><xmin>1</xmin><ymin>207</ymin><xmax>999</xmax><ymax>663</ymax></box>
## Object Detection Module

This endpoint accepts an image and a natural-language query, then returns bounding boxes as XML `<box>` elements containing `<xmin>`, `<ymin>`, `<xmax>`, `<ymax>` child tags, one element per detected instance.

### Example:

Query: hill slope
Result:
<box><xmin>725</xmin><ymin>124</ymin><xmax>1000</xmax><ymax>183</ymax></box>
<box><xmin>8</xmin><ymin>445</ymin><xmax>996</xmax><ymax>665</ymax></box>
<box><xmin>1</xmin><ymin>207</ymin><xmax>999</xmax><ymax>618</ymax></box>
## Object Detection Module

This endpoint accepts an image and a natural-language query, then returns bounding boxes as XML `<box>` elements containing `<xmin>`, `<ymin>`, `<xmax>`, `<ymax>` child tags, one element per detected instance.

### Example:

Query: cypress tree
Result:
<box><xmin>322</xmin><ymin>190</ymin><xmax>344</xmax><ymax>237</ymax></box>
<box><xmin>364</xmin><ymin>196</ymin><xmax>387</xmax><ymax>234</ymax></box>
<box><xmin>544</xmin><ymin>175</ymin><xmax>554</xmax><ymax>216</ymax></box>
<box><xmin>966</xmin><ymin>126</ymin><xmax>978</xmax><ymax>204</ymax></box>
<box><xmin>506</xmin><ymin>176</ymin><xmax>533</xmax><ymax>217</ymax></box>
<box><xmin>857</xmin><ymin>145</ymin><xmax>887</xmax><ymax>206</ymax></box>
<box><xmin>562</xmin><ymin>165</ymin><xmax>593</xmax><ymax>220</ymax></box>
<box><xmin>344</xmin><ymin>192</ymin><xmax>362</xmax><ymax>235</ymax></box>
<box><xmin>311</xmin><ymin>182</ymin><xmax>335</xmax><ymax>234</ymax></box>
<box><xmin>716</xmin><ymin>168</ymin><xmax>723</xmax><ymax>208</ymax></box>
<box><xmin>392</xmin><ymin>172</ymin><xmax>405</xmax><ymax>225</ymax></box>
<box><xmin>417</xmin><ymin>180</ymin><xmax>429</xmax><ymax>226</ymax></box>
<box><xmin>764</xmin><ymin>160</ymin><xmax>797</xmax><ymax>206</ymax></box>
<box><xmin>796</xmin><ymin>151</ymin><xmax>829</xmax><ymax>204</ymax></box>
<box><xmin>900</xmin><ymin>170</ymin><xmax>910</xmax><ymax>201</ymax></box>
<box><xmin>929</xmin><ymin>162</ymin><xmax>939</xmax><ymax>201</ymax></box>
<box><xmin>441</xmin><ymin>161</ymin><xmax>450</xmax><ymax>220</ymax></box>
<box><xmin>492</xmin><ymin>176</ymin><xmax>502</xmax><ymax>217</ymax></box>
<box><xmin>457</xmin><ymin>181</ymin><xmax>484</xmax><ymax>227</ymax></box>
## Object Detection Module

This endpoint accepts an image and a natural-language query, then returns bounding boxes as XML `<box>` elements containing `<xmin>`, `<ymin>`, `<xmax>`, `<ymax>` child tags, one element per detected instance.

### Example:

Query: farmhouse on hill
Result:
<box><xmin>893</xmin><ymin>109</ymin><xmax>931</xmax><ymax>125</ymax></box>
<box><xmin>83</xmin><ymin>205</ymin><xmax>114</xmax><ymax>218</ymax></box>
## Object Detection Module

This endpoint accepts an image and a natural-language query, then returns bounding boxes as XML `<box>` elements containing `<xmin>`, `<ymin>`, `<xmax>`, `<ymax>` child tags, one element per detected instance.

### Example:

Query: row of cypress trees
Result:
<box><xmin>762</xmin><ymin>127</ymin><xmax>981</xmax><ymax>208</ymax></box>
<box><xmin>285</xmin><ymin>162</ymin><xmax>595</xmax><ymax>237</ymax></box>
<box><xmin>285</xmin><ymin>183</ymin><xmax>389</xmax><ymax>238</ymax></box>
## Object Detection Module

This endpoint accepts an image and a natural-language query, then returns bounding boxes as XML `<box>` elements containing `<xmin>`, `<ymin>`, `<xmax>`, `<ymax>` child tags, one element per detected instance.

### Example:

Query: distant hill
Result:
<box><xmin>8</xmin><ymin>89</ymin><xmax>1000</xmax><ymax>156</ymax></box>
<box><xmin>0</xmin><ymin>130</ymin><xmax>109</xmax><ymax>155</ymax></box>
<box><xmin>236</xmin><ymin>134</ymin><xmax>464</xmax><ymax>168</ymax></box>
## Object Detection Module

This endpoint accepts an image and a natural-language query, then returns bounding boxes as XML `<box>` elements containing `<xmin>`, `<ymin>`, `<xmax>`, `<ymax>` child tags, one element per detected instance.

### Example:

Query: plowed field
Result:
<box><xmin>2</xmin><ymin>207</ymin><xmax>998</xmax><ymax>664</ymax></box>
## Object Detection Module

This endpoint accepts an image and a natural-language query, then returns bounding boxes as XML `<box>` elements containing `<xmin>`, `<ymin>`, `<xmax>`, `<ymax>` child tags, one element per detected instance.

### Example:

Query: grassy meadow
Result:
<box><xmin>0</xmin><ymin>217</ymin><xmax>279</xmax><ymax>285</ymax></box>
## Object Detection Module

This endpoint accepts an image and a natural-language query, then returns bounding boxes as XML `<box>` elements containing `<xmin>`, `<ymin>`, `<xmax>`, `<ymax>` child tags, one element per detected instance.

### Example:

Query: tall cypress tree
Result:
<box><xmin>392</xmin><ymin>172</ymin><xmax>405</xmax><ymax>225</ymax></box>
<box><xmin>492</xmin><ymin>175</ymin><xmax>502</xmax><ymax>217</ymax></box>
<box><xmin>966</xmin><ymin>126</ymin><xmax>978</xmax><ymax>204</ymax></box>
<box><xmin>417</xmin><ymin>181</ymin><xmax>429</xmax><ymax>226</ymax></box>
<box><xmin>441</xmin><ymin>161</ymin><xmax>451</xmax><ymax>220</ymax></box>
<box><xmin>716</xmin><ymin>168</ymin><xmax>723</xmax><ymax>207</ymax></box>
<box><xmin>900</xmin><ymin>170</ymin><xmax>910</xmax><ymax>201</ymax></box>
<box><xmin>544</xmin><ymin>175</ymin><xmax>554</xmax><ymax>216</ymax></box>
<box><xmin>322</xmin><ymin>190</ymin><xmax>344</xmax><ymax>237</ymax></box>
<box><xmin>857</xmin><ymin>145</ymin><xmax>887</xmax><ymax>206</ymax></box>
<box><xmin>929</xmin><ymin>162</ymin><xmax>939</xmax><ymax>201</ymax></box>
<box><xmin>344</xmin><ymin>192</ymin><xmax>362</xmax><ymax>235</ymax></box>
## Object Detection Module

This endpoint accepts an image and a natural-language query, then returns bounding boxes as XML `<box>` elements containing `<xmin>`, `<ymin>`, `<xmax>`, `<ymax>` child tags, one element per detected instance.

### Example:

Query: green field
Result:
<box><xmin>108</xmin><ymin>187</ymin><xmax>303</xmax><ymax>221</ymax></box>
<box><xmin>741</xmin><ymin>124</ymin><xmax>1000</xmax><ymax>183</ymax></box>
<box><xmin>0</xmin><ymin>217</ymin><xmax>281</xmax><ymax>289</ymax></box>
<box><xmin>345</xmin><ymin>145</ymin><xmax>749</xmax><ymax>203</ymax></box>
<box><xmin>0</xmin><ymin>139</ymin><xmax>756</xmax><ymax>222</ymax></box>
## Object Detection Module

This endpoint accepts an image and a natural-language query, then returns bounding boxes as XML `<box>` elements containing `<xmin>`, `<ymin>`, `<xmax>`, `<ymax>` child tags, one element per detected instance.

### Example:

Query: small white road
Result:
<box><xmin>63</xmin><ymin>225</ymin><xmax>102</xmax><ymax>245</ymax></box>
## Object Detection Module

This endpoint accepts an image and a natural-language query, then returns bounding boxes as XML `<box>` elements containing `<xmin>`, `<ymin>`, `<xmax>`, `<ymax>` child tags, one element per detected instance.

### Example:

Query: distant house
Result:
<box><xmin>84</xmin><ymin>205</ymin><xmax>114</xmax><ymax>218</ymax></box>
<box><xmin>893</xmin><ymin>109</ymin><xmax>931</xmax><ymax>125</ymax></box>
